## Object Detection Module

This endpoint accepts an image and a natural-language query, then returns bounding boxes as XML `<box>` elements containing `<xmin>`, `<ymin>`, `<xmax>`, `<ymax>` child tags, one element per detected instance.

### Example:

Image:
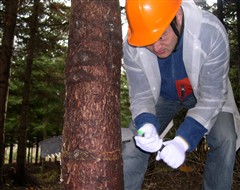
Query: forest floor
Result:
<box><xmin>2</xmin><ymin>155</ymin><xmax>240</xmax><ymax>190</ymax></box>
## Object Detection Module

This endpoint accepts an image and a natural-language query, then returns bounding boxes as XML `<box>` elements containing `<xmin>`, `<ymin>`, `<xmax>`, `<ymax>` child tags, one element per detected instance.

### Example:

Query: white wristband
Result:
<box><xmin>175</xmin><ymin>136</ymin><xmax>189</xmax><ymax>151</ymax></box>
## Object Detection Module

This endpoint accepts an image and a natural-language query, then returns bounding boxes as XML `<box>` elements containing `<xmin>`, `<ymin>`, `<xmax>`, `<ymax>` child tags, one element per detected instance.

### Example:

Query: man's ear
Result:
<box><xmin>176</xmin><ymin>7</ymin><xmax>183</xmax><ymax>26</ymax></box>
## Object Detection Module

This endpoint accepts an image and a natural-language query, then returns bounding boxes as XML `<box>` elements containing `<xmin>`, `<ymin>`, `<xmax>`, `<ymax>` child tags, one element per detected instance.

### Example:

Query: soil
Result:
<box><xmin>2</xmin><ymin>162</ymin><xmax>61</xmax><ymax>190</ymax></box>
<box><xmin>1</xmin><ymin>158</ymin><xmax>240</xmax><ymax>190</ymax></box>
<box><xmin>142</xmin><ymin>155</ymin><xmax>240</xmax><ymax>190</ymax></box>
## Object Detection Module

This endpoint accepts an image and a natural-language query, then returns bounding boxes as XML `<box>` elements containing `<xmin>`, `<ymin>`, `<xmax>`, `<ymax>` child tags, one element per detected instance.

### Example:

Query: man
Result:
<box><xmin>122</xmin><ymin>0</ymin><xmax>240</xmax><ymax>189</ymax></box>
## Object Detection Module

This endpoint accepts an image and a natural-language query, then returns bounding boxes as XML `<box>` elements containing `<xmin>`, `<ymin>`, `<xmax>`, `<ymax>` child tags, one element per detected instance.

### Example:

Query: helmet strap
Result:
<box><xmin>170</xmin><ymin>10</ymin><xmax>184</xmax><ymax>51</ymax></box>
<box><xmin>170</xmin><ymin>21</ymin><xmax>180</xmax><ymax>39</ymax></box>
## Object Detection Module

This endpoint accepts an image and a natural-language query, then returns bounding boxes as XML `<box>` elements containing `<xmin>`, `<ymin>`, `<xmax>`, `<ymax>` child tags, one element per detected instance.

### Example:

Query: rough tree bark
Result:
<box><xmin>61</xmin><ymin>0</ymin><xmax>123</xmax><ymax>189</ymax></box>
<box><xmin>0</xmin><ymin>0</ymin><xmax>19</xmax><ymax>186</ymax></box>
<box><xmin>15</xmin><ymin>0</ymin><xmax>40</xmax><ymax>185</ymax></box>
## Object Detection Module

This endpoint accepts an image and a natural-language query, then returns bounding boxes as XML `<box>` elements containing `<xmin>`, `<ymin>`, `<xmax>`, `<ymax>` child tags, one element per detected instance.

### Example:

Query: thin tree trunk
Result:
<box><xmin>27</xmin><ymin>145</ymin><xmax>30</xmax><ymax>163</ymax></box>
<box><xmin>15</xmin><ymin>0</ymin><xmax>40</xmax><ymax>184</ymax></box>
<box><xmin>35</xmin><ymin>137</ymin><xmax>39</xmax><ymax>164</ymax></box>
<box><xmin>217</xmin><ymin>0</ymin><xmax>224</xmax><ymax>24</ymax></box>
<box><xmin>0</xmin><ymin>0</ymin><xmax>19</xmax><ymax>186</ymax></box>
<box><xmin>8</xmin><ymin>135</ymin><xmax>14</xmax><ymax>164</ymax></box>
<box><xmin>31</xmin><ymin>146</ymin><xmax>33</xmax><ymax>163</ymax></box>
<box><xmin>61</xmin><ymin>0</ymin><xmax>123</xmax><ymax>189</ymax></box>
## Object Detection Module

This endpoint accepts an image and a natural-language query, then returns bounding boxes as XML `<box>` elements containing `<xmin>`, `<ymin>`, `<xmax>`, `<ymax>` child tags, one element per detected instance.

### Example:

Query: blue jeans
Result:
<box><xmin>122</xmin><ymin>94</ymin><xmax>236</xmax><ymax>190</ymax></box>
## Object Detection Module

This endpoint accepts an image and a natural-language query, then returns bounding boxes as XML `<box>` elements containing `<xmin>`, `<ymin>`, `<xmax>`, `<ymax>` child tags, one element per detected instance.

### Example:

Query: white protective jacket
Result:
<box><xmin>123</xmin><ymin>0</ymin><xmax>240</xmax><ymax>150</ymax></box>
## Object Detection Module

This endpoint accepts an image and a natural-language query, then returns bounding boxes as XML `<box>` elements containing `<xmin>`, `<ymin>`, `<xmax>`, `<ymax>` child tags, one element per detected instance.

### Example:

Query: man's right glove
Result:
<box><xmin>156</xmin><ymin>136</ymin><xmax>189</xmax><ymax>169</ymax></box>
<box><xmin>134</xmin><ymin>123</ymin><xmax>163</xmax><ymax>153</ymax></box>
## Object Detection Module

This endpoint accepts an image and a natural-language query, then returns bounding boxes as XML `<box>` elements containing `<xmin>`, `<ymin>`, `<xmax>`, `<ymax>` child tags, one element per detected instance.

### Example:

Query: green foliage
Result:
<box><xmin>6</xmin><ymin>54</ymin><xmax>66</xmax><ymax>144</ymax></box>
<box><xmin>120</xmin><ymin>69</ymin><xmax>132</xmax><ymax>127</ymax></box>
<box><xmin>4</xmin><ymin>1</ymin><xmax>70</xmax><ymax>147</ymax></box>
<box><xmin>223</xmin><ymin>3</ymin><xmax>239</xmax><ymax>66</ymax></box>
<box><xmin>229</xmin><ymin>66</ymin><xmax>240</xmax><ymax>109</ymax></box>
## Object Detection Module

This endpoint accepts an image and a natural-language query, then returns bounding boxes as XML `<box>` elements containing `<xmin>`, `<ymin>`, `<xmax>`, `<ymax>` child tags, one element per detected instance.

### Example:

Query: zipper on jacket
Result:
<box><xmin>181</xmin><ymin>84</ymin><xmax>185</xmax><ymax>100</ymax></box>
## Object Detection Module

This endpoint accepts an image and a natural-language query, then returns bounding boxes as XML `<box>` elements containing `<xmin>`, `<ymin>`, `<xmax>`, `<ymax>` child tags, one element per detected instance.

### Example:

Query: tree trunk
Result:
<box><xmin>217</xmin><ymin>0</ymin><xmax>224</xmax><ymax>24</ymax></box>
<box><xmin>61</xmin><ymin>0</ymin><xmax>123</xmax><ymax>189</ymax></box>
<box><xmin>9</xmin><ymin>135</ymin><xmax>14</xmax><ymax>164</ymax></box>
<box><xmin>35</xmin><ymin>137</ymin><xmax>39</xmax><ymax>164</ymax></box>
<box><xmin>0</xmin><ymin>0</ymin><xmax>19</xmax><ymax>186</ymax></box>
<box><xmin>31</xmin><ymin>146</ymin><xmax>33</xmax><ymax>163</ymax></box>
<box><xmin>27</xmin><ymin>145</ymin><xmax>30</xmax><ymax>163</ymax></box>
<box><xmin>15</xmin><ymin>0</ymin><xmax>40</xmax><ymax>184</ymax></box>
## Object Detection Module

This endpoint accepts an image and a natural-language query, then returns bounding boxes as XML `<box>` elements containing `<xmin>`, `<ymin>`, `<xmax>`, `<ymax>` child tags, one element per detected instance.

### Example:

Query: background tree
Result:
<box><xmin>61</xmin><ymin>0</ymin><xmax>123</xmax><ymax>189</ymax></box>
<box><xmin>235</xmin><ymin>1</ymin><xmax>240</xmax><ymax>95</ymax></box>
<box><xmin>15</xmin><ymin>0</ymin><xmax>40</xmax><ymax>184</ymax></box>
<box><xmin>3</xmin><ymin>0</ymin><xmax>69</xmax><ymax>163</ymax></box>
<box><xmin>217</xmin><ymin>0</ymin><xmax>224</xmax><ymax>23</ymax></box>
<box><xmin>120</xmin><ymin>70</ymin><xmax>131</xmax><ymax>128</ymax></box>
<box><xmin>223</xmin><ymin>1</ymin><xmax>240</xmax><ymax>108</ymax></box>
<box><xmin>0</xmin><ymin>0</ymin><xmax>19</xmax><ymax>186</ymax></box>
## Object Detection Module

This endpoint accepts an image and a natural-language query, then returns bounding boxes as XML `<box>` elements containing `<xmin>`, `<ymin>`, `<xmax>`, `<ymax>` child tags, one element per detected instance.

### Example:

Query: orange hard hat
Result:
<box><xmin>126</xmin><ymin>0</ymin><xmax>182</xmax><ymax>46</ymax></box>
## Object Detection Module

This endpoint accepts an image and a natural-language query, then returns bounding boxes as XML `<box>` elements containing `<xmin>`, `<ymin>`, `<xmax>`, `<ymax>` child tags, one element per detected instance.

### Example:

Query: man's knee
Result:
<box><xmin>206</xmin><ymin>112</ymin><xmax>236</xmax><ymax>160</ymax></box>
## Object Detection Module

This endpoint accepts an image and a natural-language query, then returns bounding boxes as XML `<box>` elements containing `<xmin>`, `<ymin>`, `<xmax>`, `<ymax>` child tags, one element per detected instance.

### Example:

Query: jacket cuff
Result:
<box><xmin>134</xmin><ymin>113</ymin><xmax>160</xmax><ymax>132</ymax></box>
<box><xmin>176</xmin><ymin>116</ymin><xmax>207</xmax><ymax>152</ymax></box>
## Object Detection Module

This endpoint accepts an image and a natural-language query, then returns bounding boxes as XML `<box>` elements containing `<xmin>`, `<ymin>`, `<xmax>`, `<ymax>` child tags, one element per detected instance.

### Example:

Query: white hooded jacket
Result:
<box><xmin>123</xmin><ymin>0</ymin><xmax>240</xmax><ymax>150</ymax></box>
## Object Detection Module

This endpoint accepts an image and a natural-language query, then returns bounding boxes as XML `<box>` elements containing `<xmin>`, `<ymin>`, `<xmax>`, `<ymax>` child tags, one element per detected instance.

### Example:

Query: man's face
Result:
<box><xmin>145</xmin><ymin>8</ymin><xmax>183</xmax><ymax>59</ymax></box>
<box><xmin>146</xmin><ymin>25</ymin><xmax>179</xmax><ymax>58</ymax></box>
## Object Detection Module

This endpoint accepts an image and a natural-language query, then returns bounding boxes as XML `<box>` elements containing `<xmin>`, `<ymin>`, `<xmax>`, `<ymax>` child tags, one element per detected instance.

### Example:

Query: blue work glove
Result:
<box><xmin>156</xmin><ymin>136</ymin><xmax>189</xmax><ymax>169</ymax></box>
<box><xmin>134</xmin><ymin>123</ymin><xmax>163</xmax><ymax>153</ymax></box>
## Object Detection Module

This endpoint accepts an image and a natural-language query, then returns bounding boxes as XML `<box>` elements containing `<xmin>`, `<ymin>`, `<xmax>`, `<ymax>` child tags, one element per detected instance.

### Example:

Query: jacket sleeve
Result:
<box><xmin>186</xmin><ymin>12</ymin><xmax>230</xmax><ymax>132</ymax></box>
<box><xmin>123</xmin><ymin>39</ymin><xmax>157</xmax><ymax>120</ymax></box>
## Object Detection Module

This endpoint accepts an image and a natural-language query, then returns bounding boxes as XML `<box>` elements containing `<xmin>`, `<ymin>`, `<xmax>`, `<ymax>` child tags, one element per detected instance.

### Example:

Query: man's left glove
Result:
<box><xmin>134</xmin><ymin>123</ymin><xmax>163</xmax><ymax>153</ymax></box>
<box><xmin>156</xmin><ymin>136</ymin><xmax>189</xmax><ymax>169</ymax></box>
